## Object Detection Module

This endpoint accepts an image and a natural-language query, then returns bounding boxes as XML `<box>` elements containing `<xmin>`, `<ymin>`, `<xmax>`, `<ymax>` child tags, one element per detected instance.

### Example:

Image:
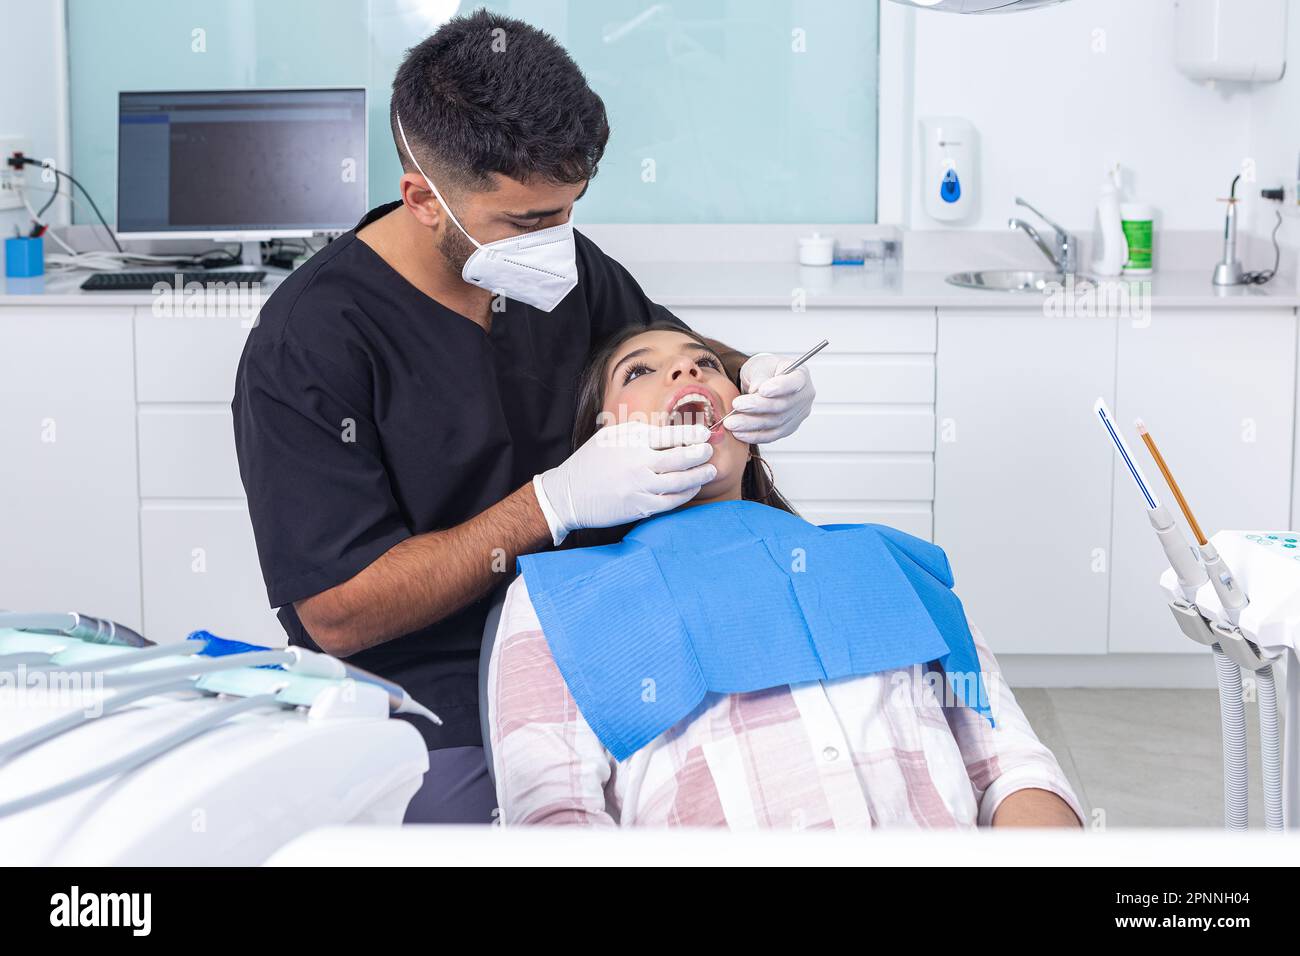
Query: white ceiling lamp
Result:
<box><xmin>888</xmin><ymin>0</ymin><xmax>1069</xmax><ymax>12</ymax></box>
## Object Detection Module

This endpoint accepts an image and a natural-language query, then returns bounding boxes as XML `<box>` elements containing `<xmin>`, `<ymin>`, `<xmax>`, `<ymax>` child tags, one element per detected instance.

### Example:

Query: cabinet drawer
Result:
<box><xmin>135</xmin><ymin>313</ymin><xmax>254</xmax><ymax>403</ymax></box>
<box><xmin>763</xmin><ymin>452</ymin><xmax>933</xmax><ymax>501</ymax></box>
<box><xmin>141</xmin><ymin>502</ymin><xmax>284</xmax><ymax>645</ymax></box>
<box><xmin>791</xmin><ymin>502</ymin><xmax>933</xmax><ymax>541</ymax></box>
<box><xmin>782</xmin><ymin>355</ymin><xmax>933</xmax><ymax>404</ymax></box>
<box><xmin>677</xmin><ymin>307</ymin><xmax>936</xmax><ymax>355</ymax></box>
<box><xmin>138</xmin><ymin>407</ymin><xmax>244</xmax><ymax>498</ymax></box>
<box><xmin>764</xmin><ymin>406</ymin><xmax>934</xmax><ymax>453</ymax></box>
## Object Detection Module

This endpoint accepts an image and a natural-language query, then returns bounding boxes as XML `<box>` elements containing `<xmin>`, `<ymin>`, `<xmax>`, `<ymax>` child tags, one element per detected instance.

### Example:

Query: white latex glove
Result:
<box><xmin>720</xmin><ymin>352</ymin><xmax>816</xmax><ymax>444</ymax></box>
<box><xmin>534</xmin><ymin>421</ymin><xmax>716</xmax><ymax>546</ymax></box>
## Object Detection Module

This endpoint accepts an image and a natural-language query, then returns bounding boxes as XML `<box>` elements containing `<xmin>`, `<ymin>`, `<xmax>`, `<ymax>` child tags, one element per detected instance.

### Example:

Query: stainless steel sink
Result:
<box><xmin>946</xmin><ymin>269</ymin><xmax>1094</xmax><ymax>293</ymax></box>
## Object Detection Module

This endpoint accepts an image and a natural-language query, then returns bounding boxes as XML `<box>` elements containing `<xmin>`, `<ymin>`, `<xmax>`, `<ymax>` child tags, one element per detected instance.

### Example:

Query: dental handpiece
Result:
<box><xmin>0</xmin><ymin>611</ymin><xmax>153</xmax><ymax>648</ymax></box>
<box><xmin>284</xmin><ymin>647</ymin><xmax>443</xmax><ymax>725</ymax></box>
<box><xmin>1093</xmin><ymin>399</ymin><xmax>1207</xmax><ymax>601</ymax></box>
<box><xmin>709</xmin><ymin>339</ymin><xmax>830</xmax><ymax>433</ymax></box>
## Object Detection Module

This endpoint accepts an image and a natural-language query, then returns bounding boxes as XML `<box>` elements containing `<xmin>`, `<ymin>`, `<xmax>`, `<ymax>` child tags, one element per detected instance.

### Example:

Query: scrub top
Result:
<box><xmin>232</xmin><ymin>200</ymin><xmax>687</xmax><ymax>750</ymax></box>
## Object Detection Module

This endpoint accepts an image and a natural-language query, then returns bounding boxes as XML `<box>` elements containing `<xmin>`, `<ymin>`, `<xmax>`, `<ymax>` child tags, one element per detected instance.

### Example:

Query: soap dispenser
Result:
<box><xmin>919</xmin><ymin>117</ymin><xmax>977</xmax><ymax>223</ymax></box>
<box><xmin>1091</xmin><ymin>164</ymin><xmax>1127</xmax><ymax>277</ymax></box>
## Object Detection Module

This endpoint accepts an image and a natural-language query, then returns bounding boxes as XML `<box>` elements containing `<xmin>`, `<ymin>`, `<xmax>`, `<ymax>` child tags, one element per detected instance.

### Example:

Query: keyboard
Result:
<box><xmin>81</xmin><ymin>270</ymin><xmax>267</xmax><ymax>291</ymax></box>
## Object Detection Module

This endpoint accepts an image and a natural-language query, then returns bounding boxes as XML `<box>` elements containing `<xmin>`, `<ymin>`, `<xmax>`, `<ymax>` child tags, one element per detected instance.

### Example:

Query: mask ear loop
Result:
<box><xmin>395</xmin><ymin>110</ymin><xmax>482</xmax><ymax>250</ymax></box>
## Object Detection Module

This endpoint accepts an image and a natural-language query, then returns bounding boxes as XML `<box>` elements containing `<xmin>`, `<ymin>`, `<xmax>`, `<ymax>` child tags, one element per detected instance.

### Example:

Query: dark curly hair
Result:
<box><xmin>389</xmin><ymin>8</ymin><xmax>609</xmax><ymax>191</ymax></box>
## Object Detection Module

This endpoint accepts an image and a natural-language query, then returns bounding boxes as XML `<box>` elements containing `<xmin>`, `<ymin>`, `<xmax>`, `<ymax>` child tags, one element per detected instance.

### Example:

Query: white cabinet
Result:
<box><xmin>678</xmin><ymin>307</ymin><xmax>938</xmax><ymax>539</ymax></box>
<box><xmin>1108</xmin><ymin>309</ymin><xmax>1297</xmax><ymax>652</ymax></box>
<box><xmin>140</xmin><ymin>502</ymin><xmax>284</xmax><ymax>646</ymax></box>
<box><xmin>934</xmin><ymin>309</ymin><xmax>1117</xmax><ymax>654</ymax></box>
<box><xmin>131</xmin><ymin>310</ymin><xmax>274</xmax><ymax>646</ymax></box>
<box><xmin>0</xmin><ymin>309</ymin><xmax>143</xmax><ymax>629</ymax></box>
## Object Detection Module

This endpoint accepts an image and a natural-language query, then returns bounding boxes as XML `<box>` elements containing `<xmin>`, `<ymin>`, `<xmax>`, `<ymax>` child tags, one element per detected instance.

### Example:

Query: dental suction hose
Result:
<box><xmin>1256</xmin><ymin>665</ymin><xmax>1284</xmax><ymax>831</ymax></box>
<box><xmin>1213</xmin><ymin>648</ymin><xmax>1249</xmax><ymax>831</ymax></box>
<box><xmin>283</xmin><ymin>647</ymin><xmax>443</xmax><ymax>725</ymax></box>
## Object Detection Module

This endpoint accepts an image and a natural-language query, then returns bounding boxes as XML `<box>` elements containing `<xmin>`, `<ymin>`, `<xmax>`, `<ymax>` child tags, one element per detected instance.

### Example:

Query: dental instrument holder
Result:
<box><xmin>1158</xmin><ymin>531</ymin><xmax>1300</xmax><ymax>822</ymax></box>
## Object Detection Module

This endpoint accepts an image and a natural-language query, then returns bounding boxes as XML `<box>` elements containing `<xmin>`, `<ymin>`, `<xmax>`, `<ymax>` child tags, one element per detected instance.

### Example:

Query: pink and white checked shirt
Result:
<box><xmin>488</xmin><ymin>574</ymin><xmax>1083</xmax><ymax>829</ymax></box>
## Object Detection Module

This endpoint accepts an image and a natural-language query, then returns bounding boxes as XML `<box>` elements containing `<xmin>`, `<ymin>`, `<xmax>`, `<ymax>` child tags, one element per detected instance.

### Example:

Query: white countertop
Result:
<box><xmin>2</xmin><ymin>262</ymin><xmax>1298</xmax><ymax>310</ymax></box>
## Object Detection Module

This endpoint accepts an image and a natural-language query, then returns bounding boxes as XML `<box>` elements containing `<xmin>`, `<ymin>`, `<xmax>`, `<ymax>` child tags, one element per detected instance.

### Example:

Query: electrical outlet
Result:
<box><xmin>0</xmin><ymin>137</ymin><xmax>34</xmax><ymax>212</ymax></box>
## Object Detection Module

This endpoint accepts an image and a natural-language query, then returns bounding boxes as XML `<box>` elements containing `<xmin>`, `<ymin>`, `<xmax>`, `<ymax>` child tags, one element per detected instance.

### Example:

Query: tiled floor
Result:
<box><xmin>1016</xmin><ymin>688</ymin><xmax>1269</xmax><ymax>828</ymax></box>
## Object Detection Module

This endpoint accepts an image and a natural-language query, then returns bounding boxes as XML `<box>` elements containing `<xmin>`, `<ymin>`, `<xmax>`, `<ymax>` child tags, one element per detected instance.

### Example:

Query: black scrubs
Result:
<box><xmin>232</xmin><ymin>201</ymin><xmax>685</xmax><ymax>817</ymax></box>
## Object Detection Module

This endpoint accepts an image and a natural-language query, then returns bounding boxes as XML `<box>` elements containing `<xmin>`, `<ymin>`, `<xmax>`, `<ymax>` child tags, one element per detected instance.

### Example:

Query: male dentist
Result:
<box><xmin>232</xmin><ymin>9</ymin><xmax>814</xmax><ymax>823</ymax></box>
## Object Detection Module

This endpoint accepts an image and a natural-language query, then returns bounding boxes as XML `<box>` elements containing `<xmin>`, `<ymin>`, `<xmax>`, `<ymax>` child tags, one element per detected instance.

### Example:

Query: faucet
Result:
<box><xmin>1007</xmin><ymin>197</ymin><xmax>1079</xmax><ymax>275</ymax></box>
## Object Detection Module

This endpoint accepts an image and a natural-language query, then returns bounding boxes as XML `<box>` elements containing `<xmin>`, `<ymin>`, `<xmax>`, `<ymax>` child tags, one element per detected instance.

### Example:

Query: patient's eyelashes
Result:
<box><xmin>621</xmin><ymin>354</ymin><xmax>722</xmax><ymax>385</ymax></box>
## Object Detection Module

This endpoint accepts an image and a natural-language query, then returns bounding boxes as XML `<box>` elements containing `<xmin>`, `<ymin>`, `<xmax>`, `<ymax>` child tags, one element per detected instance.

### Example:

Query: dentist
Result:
<box><xmin>232</xmin><ymin>10</ymin><xmax>815</xmax><ymax>823</ymax></box>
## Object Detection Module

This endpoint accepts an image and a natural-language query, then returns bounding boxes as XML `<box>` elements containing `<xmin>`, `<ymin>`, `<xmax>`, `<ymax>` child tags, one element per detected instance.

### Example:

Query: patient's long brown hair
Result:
<box><xmin>564</xmin><ymin>321</ymin><xmax>797</xmax><ymax>549</ymax></box>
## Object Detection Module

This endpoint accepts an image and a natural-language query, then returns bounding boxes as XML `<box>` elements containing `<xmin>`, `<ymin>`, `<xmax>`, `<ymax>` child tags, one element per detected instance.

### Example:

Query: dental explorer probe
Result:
<box><xmin>1135</xmin><ymin>419</ymin><xmax>1250</xmax><ymax>625</ymax></box>
<box><xmin>1093</xmin><ymin>399</ymin><xmax>1207</xmax><ymax>601</ymax></box>
<box><xmin>709</xmin><ymin>339</ymin><xmax>830</xmax><ymax>434</ymax></box>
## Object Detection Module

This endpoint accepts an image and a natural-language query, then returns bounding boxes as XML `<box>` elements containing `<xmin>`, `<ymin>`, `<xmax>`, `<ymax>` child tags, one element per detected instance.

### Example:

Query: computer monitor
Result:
<box><xmin>116</xmin><ymin>88</ymin><xmax>368</xmax><ymax>244</ymax></box>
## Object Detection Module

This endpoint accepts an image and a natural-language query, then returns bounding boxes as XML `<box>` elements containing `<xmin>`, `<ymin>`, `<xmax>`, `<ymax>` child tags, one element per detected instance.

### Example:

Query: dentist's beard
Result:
<box><xmin>438</xmin><ymin>221</ymin><xmax>477</xmax><ymax>278</ymax></box>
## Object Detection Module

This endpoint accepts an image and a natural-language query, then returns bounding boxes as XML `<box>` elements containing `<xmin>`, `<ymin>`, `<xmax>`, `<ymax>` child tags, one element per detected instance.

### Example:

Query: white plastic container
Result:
<box><xmin>1091</xmin><ymin>165</ymin><xmax>1128</xmax><ymax>277</ymax></box>
<box><xmin>797</xmin><ymin>233</ymin><xmax>835</xmax><ymax>266</ymax></box>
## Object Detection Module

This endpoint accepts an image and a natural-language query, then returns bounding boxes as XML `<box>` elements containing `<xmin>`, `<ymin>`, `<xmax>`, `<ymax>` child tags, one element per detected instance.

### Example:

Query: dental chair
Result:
<box><xmin>479</xmin><ymin>575</ymin><xmax>516</xmax><ymax>785</ymax></box>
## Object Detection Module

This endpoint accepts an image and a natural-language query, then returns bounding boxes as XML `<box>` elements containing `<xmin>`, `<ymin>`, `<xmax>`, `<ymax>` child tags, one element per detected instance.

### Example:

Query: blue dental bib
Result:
<box><xmin>516</xmin><ymin>500</ymin><xmax>992</xmax><ymax>761</ymax></box>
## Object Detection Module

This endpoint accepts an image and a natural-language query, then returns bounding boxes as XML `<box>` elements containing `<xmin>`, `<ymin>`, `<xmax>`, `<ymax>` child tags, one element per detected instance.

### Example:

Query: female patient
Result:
<box><xmin>488</xmin><ymin>322</ymin><xmax>1083</xmax><ymax>829</ymax></box>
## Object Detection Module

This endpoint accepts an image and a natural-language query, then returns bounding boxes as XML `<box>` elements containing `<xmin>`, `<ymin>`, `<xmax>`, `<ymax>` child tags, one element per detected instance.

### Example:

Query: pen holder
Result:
<box><xmin>5</xmin><ymin>236</ymin><xmax>44</xmax><ymax>278</ymax></box>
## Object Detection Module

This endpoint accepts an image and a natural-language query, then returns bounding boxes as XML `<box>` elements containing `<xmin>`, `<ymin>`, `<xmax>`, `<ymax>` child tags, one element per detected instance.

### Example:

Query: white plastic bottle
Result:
<box><xmin>1091</xmin><ymin>164</ymin><xmax>1127</xmax><ymax>277</ymax></box>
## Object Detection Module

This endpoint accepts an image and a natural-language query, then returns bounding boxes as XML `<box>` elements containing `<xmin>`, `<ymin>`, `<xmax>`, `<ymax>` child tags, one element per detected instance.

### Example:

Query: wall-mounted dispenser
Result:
<box><xmin>1175</xmin><ymin>0</ymin><xmax>1288</xmax><ymax>83</ymax></box>
<box><xmin>919</xmin><ymin>116</ymin><xmax>978</xmax><ymax>223</ymax></box>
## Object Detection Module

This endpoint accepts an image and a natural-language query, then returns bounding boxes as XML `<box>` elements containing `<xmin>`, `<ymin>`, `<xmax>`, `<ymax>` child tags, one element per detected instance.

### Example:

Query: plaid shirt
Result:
<box><xmin>488</xmin><ymin>575</ymin><xmax>1083</xmax><ymax>829</ymax></box>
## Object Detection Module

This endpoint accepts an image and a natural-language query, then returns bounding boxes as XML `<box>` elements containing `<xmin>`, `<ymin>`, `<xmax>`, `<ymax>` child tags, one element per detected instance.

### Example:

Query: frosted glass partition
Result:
<box><xmin>67</xmin><ymin>0</ymin><xmax>878</xmax><ymax>226</ymax></box>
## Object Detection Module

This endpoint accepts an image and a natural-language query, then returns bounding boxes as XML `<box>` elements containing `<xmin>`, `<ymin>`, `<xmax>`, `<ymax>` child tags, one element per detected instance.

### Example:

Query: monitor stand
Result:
<box><xmin>238</xmin><ymin>240</ymin><xmax>263</xmax><ymax>268</ymax></box>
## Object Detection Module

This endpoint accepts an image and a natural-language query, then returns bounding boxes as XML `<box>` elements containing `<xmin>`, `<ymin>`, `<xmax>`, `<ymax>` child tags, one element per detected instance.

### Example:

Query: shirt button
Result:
<box><xmin>822</xmin><ymin>746</ymin><xmax>840</xmax><ymax>762</ymax></box>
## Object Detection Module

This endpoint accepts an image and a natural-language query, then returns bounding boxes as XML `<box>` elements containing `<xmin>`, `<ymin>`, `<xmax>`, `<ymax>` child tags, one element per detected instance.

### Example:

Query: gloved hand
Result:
<box><xmin>534</xmin><ymin>421</ymin><xmax>716</xmax><ymax>546</ymax></box>
<box><xmin>720</xmin><ymin>352</ymin><xmax>816</xmax><ymax>444</ymax></box>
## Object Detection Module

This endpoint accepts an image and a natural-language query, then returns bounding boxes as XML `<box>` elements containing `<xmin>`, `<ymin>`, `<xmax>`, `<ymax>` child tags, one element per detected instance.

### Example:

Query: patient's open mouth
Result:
<box><xmin>666</xmin><ymin>391</ymin><xmax>717</xmax><ymax>428</ymax></box>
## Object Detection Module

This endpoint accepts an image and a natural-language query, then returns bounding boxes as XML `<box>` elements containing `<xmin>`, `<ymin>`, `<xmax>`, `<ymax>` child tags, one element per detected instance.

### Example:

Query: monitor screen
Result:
<box><xmin>117</xmin><ymin>88</ymin><xmax>367</xmax><ymax>237</ymax></box>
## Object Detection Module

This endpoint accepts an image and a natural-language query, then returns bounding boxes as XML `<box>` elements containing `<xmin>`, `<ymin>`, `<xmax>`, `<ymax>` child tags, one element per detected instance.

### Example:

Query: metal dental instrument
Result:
<box><xmin>0</xmin><ymin>611</ymin><xmax>153</xmax><ymax>648</ymax></box>
<box><xmin>1135</xmin><ymin>418</ymin><xmax>1250</xmax><ymax>625</ymax></box>
<box><xmin>709</xmin><ymin>338</ymin><xmax>829</xmax><ymax>433</ymax></box>
<box><xmin>1094</xmin><ymin>398</ymin><xmax>1207</xmax><ymax>600</ymax></box>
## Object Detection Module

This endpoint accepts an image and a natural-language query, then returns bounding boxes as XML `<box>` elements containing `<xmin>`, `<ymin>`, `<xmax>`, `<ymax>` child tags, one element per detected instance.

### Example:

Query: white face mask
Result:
<box><xmin>396</xmin><ymin>112</ymin><xmax>579</xmax><ymax>312</ymax></box>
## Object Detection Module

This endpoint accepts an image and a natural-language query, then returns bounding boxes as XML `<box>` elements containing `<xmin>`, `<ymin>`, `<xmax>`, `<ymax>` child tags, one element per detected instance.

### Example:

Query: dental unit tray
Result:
<box><xmin>1160</xmin><ymin>531</ymin><xmax>1300</xmax><ymax>672</ymax></box>
<box><xmin>0</xmin><ymin>627</ymin><xmax>430</xmax><ymax>865</ymax></box>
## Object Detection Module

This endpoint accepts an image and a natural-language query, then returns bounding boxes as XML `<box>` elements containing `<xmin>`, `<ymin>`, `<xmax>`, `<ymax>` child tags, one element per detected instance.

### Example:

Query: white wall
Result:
<box><xmin>1245</xmin><ymin>2</ymin><xmax>1300</xmax><ymax>251</ymax></box>
<box><xmin>0</xmin><ymin>0</ymin><xmax>67</xmax><ymax>237</ymax></box>
<box><xmin>897</xmin><ymin>0</ymin><xmax>1267</xmax><ymax>235</ymax></box>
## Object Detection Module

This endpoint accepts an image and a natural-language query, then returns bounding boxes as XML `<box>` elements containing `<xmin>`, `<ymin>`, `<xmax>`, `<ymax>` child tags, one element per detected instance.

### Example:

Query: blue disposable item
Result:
<box><xmin>188</xmin><ymin>631</ymin><xmax>280</xmax><ymax>667</ymax></box>
<box><xmin>517</xmin><ymin>499</ymin><xmax>992</xmax><ymax>761</ymax></box>
<box><xmin>4</xmin><ymin>236</ymin><xmax>44</xmax><ymax>277</ymax></box>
